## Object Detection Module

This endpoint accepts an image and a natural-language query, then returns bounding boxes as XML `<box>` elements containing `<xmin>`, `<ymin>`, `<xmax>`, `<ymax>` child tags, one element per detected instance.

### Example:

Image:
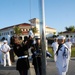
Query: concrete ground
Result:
<box><xmin>0</xmin><ymin>57</ymin><xmax>75</xmax><ymax>75</ymax></box>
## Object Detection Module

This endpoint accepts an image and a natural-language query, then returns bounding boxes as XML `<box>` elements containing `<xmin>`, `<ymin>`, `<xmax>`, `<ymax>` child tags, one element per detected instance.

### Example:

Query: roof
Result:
<box><xmin>46</xmin><ymin>26</ymin><xmax>56</xmax><ymax>30</ymax></box>
<box><xmin>0</xmin><ymin>23</ymin><xmax>31</xmax><ymax>30</ymax></box>
<box><xmin>61</xmin><ymin>31</ymin><xmax>75</xmax><ymax>33</ymax></box>
<box><xmin>0</xmin><ymin>23</ymin><xmax>56</xmax><ymax>31</ymax></box>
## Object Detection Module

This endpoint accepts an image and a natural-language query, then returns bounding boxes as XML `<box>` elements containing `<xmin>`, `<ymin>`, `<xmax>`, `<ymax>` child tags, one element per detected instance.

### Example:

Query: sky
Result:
<box><xmin>0</xmin><ymin>0</ymin><xmax>75</xmax><ymax>33</ymax></box>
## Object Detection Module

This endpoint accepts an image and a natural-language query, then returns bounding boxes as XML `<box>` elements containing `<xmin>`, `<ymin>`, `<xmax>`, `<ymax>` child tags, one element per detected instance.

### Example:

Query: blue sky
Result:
<box><xmin>0</xmin><ymin>0</ymin><xmax>75</xmax><ymax>33</ymax></box>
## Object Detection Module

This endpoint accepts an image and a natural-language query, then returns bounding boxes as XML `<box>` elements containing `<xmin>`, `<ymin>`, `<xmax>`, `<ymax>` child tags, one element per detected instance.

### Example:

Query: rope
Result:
<box><xmin>29</xmin><ymin>0</ymin><xmax>32</xmax><ymax>29</ymax></box>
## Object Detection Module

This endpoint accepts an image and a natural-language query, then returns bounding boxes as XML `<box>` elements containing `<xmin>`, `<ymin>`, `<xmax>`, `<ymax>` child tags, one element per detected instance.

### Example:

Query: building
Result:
<box><xmin>0</xmin><ymin>18</ymin><xmax>56</xmax><ymax>44</ymax></box>
<box><xmin>59</xmin><ymin>31</ymin><xmax>75</xmax><ymax>44</ymax></box>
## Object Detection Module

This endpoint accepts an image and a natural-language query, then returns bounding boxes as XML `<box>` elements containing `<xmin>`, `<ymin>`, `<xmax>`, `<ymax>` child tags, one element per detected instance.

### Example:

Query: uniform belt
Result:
<box><xmin>18</xmin><ymin>55</ymin><xmax>28</xmax><ymax>59</ymax></box>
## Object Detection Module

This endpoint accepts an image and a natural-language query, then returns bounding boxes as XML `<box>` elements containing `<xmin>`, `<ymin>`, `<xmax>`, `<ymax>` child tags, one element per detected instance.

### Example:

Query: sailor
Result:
<box><xmin>31</xmin><ymin>37</ymin><xmax>52</xmax><ymax>75</ymax></box>
<box><xmin>31</xmin><ymin>38</ymin><xmax>42</xmax><ymax>75</ymax></box>
<box><xmin>27</xmin><ymin>29</ymin><xmax>41</xmax><ymax>75</ymax></box>
<box><xmin>65</xmin><ymin>38</ymin><xmax>72</xmax><ymax>73</ymax></box>
<box><xmin>28</xmin><ymin>30</ymin><xmax>52</xmax><ymax>75</ymax></box>
<box><xmin>0</xmin><ymin>40</ymin><xmax>11</xmax><ymax>67</ymax></box>
<box><xmin>51</xmin><ymin>38</ymin><xmax>58</xmax><ymax>62</ymax></box>
<box><xmin>65</xmin><ymin>38</ymin><xmax>72</xmax><ymax>60</ymax></box>
<box><xmin>56</xmin><ymin>36</ymin><xmax>70</xmax><ymax>75</ymax></box>
<box><xmin>0</xmin><ymin>41</ymin><xmax>3</xmax><ymax>65</ymax></box>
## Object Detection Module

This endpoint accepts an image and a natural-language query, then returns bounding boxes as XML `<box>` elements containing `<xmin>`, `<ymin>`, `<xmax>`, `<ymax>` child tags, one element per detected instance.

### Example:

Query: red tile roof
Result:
<box><xmin>0</xmin><ymin>23</ymin><xmax>31</xmax><ymax>30</ymax></box>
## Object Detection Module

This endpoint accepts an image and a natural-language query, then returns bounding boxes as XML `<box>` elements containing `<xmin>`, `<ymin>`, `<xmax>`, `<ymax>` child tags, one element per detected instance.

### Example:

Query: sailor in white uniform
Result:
<box><xmin>0</xmin><ymin>40</ymin><xmax>11</xmax><ymax>67</ymax></box>
<box><xmin>51</xmin><ymin>38</ymin><xmax>58</xmax><ymax>62</ymax></box>
<box><xmin>0</xmin><ymin>42</ymin><xmax>3</xmax><ymax>65</ymax></box>
<box><xmin>65</xmin><ymin>38</ymin><xmax>72</xmax><ymax>60</ymax></box>
<box><xmin>56</xmin><ymin>36</ymin><xmax>70</xmax><ymax>75</ymax></box>
<box><xmin>65</xmin><ymin>38</ymin><xmax>72</xmax><ymax>73</ymax></box>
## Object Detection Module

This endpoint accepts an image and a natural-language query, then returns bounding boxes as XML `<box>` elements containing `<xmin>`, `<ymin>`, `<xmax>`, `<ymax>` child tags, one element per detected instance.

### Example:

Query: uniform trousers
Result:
<box><xmin>32</xmin><ymin>57</ymin><xmax>42</xmax><ymax>75</ymax></box>
<box><xmin>4</xmin><ymin>52</ymin><xmax>11</xmax><ymax>66</ymax></box>
<box><xmin>58</xmin><ymin>68</ymin><xmax>66</xmax><ymax>75</ymax></box>
<box><xmin>0</xmin><ymin>51</ymin><xmax>3</xmax><ymax>65</ymax></box>
<box><xmin>34</xmin><ymin>64</ymin><xmax>42</xmax><ymax>75</ymax></box>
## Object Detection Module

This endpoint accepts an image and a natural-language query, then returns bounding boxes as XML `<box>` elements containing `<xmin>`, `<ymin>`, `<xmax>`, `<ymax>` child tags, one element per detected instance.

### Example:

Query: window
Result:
<box><xmin>10</xmin><ymin>31</ymin><xmax>14</xmax><ymax>35</ymax></box>
<box><xmin>66</xmin><ymin>35</ymin><xmax>69</xmax><ymax>38</ymax></box>
<box><xmin>8</xmin><ymin>32</ymin><xmax>9</xmax><ymax>35</ymax></box>
<box><xmin>21</xmin><ymin>29</ymin><xmax>23</xmax><ymax>31</ymax></box>
<box><xmin>70</xmin><ymin>36</ymin><xmax>72</xmax><ymax>38</ymax></box>
<box><xmin>24</xmin><ymin>29</ymin><xmax>26</xmax><ymax>31</ymax></box>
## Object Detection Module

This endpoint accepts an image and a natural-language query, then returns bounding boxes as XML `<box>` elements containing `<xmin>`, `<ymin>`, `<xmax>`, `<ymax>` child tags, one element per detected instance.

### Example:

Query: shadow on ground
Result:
<box><xmin>0</xmin><ymin>65</ymin><xmax>16</xmax><ymax>70</ymax></box>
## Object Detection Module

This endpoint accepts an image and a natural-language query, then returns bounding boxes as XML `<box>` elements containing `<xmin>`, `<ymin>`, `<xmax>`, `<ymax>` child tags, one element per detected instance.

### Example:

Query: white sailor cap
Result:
<box><xmin>29</xmin><ymin>30</ymin><xmax>34</xmax><ymax>38</ymax></box>
<box><xmin>57</xmin><ymin>36</ymin><xmax>65</xmax><ymax>40</ymax></box>
<box><xmin>3</xmin><ymin>40</ymin><xmax>7</xmax><ymax>43</ymax></box>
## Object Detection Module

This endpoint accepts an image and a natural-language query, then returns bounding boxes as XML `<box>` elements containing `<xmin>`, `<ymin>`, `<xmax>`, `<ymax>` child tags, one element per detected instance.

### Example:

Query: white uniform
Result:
<box><xmin>46</xmin><ymin>40</ymin><xmax>48</xmax><ymax>51</ymax></box>
<box><xmin>56</xmin><ymin>44</ymin><xmax>69</xmax><ymax>75</ymax></box>
<box><xmin>51</xmin><ymin>41</ymin><xmax>58</xmax><ymax>62</ymax></box>
<box><xmin>0</xmin><ymin>42</ymin><xmax>3</xmax><ymax>65</ymax></box>
<box><xmin>65</xmin><ymin>41</ymin><xmax>72</xmax><ymax>60</ymax></box>
<box><xmin>29</xmin><ymin>30</ymin><xmax>34</xmax><ymax>38</ymax></box>
<box><xmin>65</xmin><ymin>41</ymin><xmax>72</xmax><ymax>74</ymax></box>
<box><xmin>0</xmin><ymin>41</ymin><xmax>11</xmax><ymax>67</ymax></box>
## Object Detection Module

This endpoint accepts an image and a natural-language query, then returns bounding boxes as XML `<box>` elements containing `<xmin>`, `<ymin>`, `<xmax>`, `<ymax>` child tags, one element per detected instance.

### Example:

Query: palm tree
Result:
<box><xmin>31</xmin><ymin>27</ymin><xmax>38</xmax><ymax>35</ymax></box>
<box><xmin>13</xmin><ymin>26</ymin><xmax>22</xmax><ymax>36</ymax></box>
<box><xmin>0</xmin><ymin>33</ymin><xmax>1</xmax><ymax>36</ymax></box>
<box><xmin>58</xmin><ymin>31</ymin><xmax>63</xmax><ymax>34</ymax></box>
<box><xmin>65</xmin><ymin>26</ymin><xmax>75</xmax><ymax>32</ymax></box>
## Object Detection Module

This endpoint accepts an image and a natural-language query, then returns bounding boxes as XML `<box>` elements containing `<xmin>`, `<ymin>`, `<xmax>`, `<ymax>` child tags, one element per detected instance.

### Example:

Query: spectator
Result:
<box><xmin>0</xmin><ymin>41</ymin><xmax>3</xmax><ymax>65</ymax></box>
<box><xmin>51</xmin><ymin>38</ymin><xmax>58</xmax><ymax>62</ymax></box>
<box><xmin>0</xmin><ymin>40</ymin><xmax>11</xmax><ymax>67</ymax></box>
<box><xmin>65</xmin><ymin>38</ymin><xmax>72</xmax><ymax>60</ymax></box>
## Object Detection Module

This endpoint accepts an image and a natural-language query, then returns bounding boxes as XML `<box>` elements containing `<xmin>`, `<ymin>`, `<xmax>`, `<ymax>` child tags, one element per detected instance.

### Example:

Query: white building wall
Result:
<box><xmin>0</xmin><ymin>18</ymin><xmax>57</xmax><ymax>44</ymax></box>
<box><xmin>29</xmin><ymin>18</ymin><xmax>56</xmax><ymax>38</ymax></box>
<box><xmin>0</xmin><ymin>28</ymin><xmax>14</xmax><ymax>44</ymax></box>
<box><xmin>59</xmin><ymin>33</ymin><xmax>75</xmax><ymax>38</ymax></box>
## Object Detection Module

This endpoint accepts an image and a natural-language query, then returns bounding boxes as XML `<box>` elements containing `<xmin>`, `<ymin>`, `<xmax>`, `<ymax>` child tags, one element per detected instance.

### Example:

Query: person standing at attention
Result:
<box><xmin>65</xmin><ymin>38</ymin><xmax>72</xmax><ymax>73</ymax></box>
<box><xmin>56</xmin><ymin>36</ymin><xmax>70</xmax><ymax>75</ymax></box>
<box><xmin>0</xmin><ymin>40</ymin><xmax>11</xmax><ymax>67</ymax></box>
<box><xmin>0</xmin><ymin>41</ymin><xmax>3</xmax><ymax>65</ymax></box>
<box><xmin>65</xmin><ymin>38</ymin><xmax>72</xmax><ymax>60</ymax></box>
<box><xmin>51</xmin><ymin>38</ymin><xmax>58</xmax><ymax>62</ymax></box>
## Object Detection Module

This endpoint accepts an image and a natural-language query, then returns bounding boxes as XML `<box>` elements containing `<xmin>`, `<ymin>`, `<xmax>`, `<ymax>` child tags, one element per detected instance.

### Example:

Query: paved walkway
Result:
<box><xmin>0</xmin><ymin>57</ymin><xmax>75</xmax><ymax>75</ymax></box>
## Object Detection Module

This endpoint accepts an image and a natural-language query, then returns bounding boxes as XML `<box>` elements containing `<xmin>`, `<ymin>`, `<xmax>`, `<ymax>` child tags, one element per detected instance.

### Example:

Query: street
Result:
<box><xmin>0</xmin><ymin>57</ymin><xmax>75</xmax><ymax>75</ymax></box>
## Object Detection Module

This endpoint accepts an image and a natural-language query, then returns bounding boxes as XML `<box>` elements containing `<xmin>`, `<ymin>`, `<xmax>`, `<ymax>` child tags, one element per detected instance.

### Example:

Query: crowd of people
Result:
<box><xmin>0</xmin><ymin>30</ymin><xmax>51</xmax><ymax>75</ymax></box>
<box><xmin>0</xmin><ymin>30</ymin><xmax>73</xmax><ymax>75</ymax></box>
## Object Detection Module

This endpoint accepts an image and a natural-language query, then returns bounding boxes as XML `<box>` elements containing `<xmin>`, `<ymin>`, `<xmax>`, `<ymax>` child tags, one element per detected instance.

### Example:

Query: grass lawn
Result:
<box><xmin>48</xmin><ymin>46</ymin><xmax>75</xmax><ymax>57</ymax></box>
<box><xmin>71</xmin><ymin>46</ymin><xmax>75</xmax><ymax>57</ymax></box>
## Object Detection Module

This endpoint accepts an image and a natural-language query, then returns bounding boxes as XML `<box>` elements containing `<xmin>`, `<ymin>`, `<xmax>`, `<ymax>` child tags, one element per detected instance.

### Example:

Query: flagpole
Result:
<box><xmin>39</xmin><ymin>0</ymin><xmax>46</xmax><ymax>75</ymax></box>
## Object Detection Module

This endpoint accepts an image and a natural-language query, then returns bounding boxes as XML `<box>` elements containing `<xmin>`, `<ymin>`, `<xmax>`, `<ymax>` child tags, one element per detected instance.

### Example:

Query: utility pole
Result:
<box><xmin>39</xmin><ymin>0</ymin><xmax>46</xmax><ymax>75</ymax></box>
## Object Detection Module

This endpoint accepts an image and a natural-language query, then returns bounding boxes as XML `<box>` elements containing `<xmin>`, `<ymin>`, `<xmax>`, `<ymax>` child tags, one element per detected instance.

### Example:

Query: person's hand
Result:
<box><xmin>31</xmin><ymin>47</ymin><xmax>34</xmax><ymax>49</ymax></box>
